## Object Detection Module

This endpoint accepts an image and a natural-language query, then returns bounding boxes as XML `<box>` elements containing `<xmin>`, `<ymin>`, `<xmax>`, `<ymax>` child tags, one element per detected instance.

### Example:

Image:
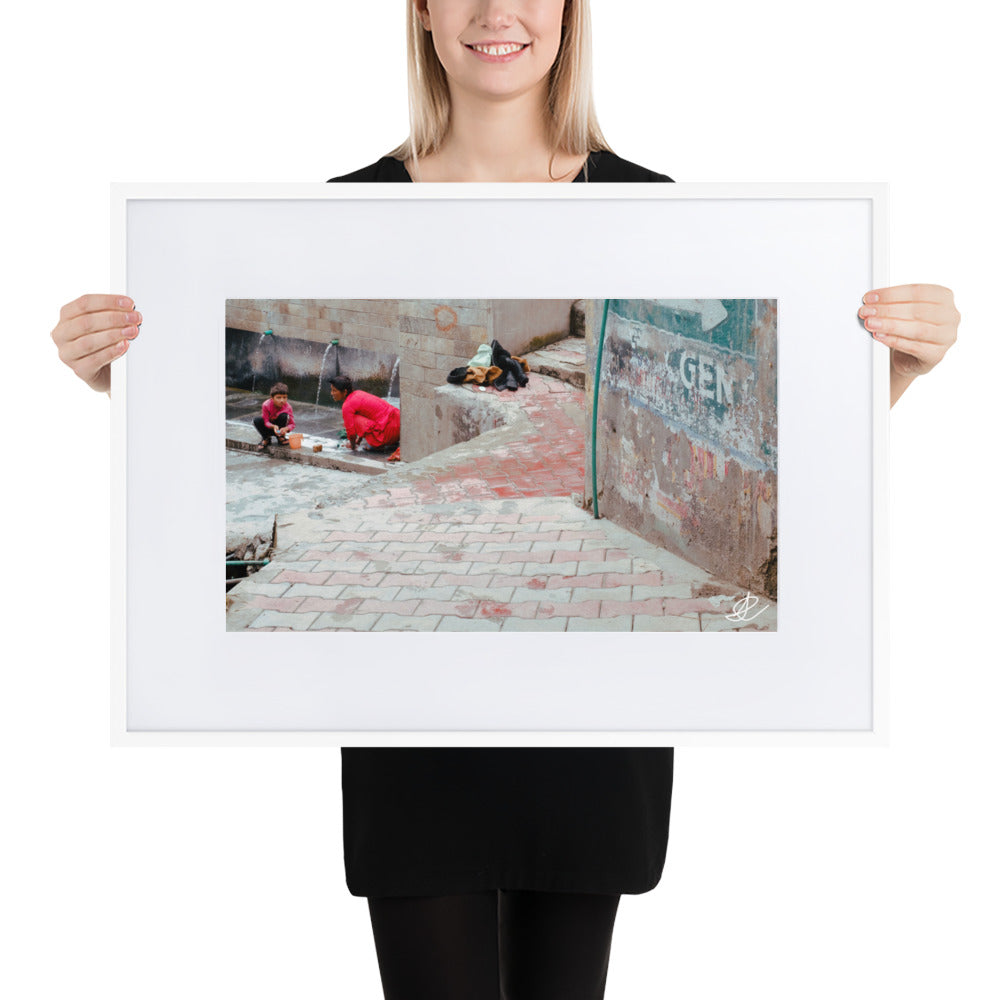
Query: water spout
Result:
<box><xmin>251</xmin><ymin>330</ymin><xmax>272</xmax><ymax>393</ymax></box>
<box><xmin>315</xmin><ymin>342</ymin><xmax>334</xmax><ymax>405</ymax></box>
<box><xmin>388</xmin><ymin>357</ymin><xmax>401</xmax><ymax>399</ymax></box>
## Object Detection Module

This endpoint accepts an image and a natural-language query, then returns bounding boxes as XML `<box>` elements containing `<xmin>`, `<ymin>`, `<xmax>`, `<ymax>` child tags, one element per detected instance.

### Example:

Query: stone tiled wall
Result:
<box><xmin>226</xmin><ymin>299</ymin><xmax>400</xmax><ymax>353</ymax></box>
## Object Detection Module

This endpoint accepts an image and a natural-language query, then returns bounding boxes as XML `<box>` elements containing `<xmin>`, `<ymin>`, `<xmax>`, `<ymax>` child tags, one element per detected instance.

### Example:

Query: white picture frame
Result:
<box><xmin>112</xmin><ymin>183</ymin><xmax>887</xmax><ymax>745</ymax></box>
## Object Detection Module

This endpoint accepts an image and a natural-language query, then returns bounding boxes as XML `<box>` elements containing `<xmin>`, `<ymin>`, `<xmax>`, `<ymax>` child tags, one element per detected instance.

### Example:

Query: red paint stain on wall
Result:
<box><xmin>435</xmin><ymin>305</ymin><xmax>458</xmax><ymax>332</ymax></box>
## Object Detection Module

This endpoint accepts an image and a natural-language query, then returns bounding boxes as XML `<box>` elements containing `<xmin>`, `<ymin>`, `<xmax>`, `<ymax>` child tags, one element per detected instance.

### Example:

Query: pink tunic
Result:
<box><xmin>341</xmin><ymin>391</ymin><xmax>400</xmax><ymax>448</ymax></box>
<box><xmin>261</xmin><ymin>398</ymin><xmax>295</xmax><ymax>431</ymax></box>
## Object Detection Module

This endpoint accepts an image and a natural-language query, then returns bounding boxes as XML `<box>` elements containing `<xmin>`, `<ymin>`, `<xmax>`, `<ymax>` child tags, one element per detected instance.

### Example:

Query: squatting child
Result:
<box><xmin>253</xmin><ymin>382</ymin><xmax>295</xmax><ymax>450</ymax></box>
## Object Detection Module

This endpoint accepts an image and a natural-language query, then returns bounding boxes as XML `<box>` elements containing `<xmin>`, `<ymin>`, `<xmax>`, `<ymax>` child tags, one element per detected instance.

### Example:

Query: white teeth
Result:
<box><xmin>470</xmin><ymin>43</ymin><xmax>526</xmax><ymax>56</ymax></box>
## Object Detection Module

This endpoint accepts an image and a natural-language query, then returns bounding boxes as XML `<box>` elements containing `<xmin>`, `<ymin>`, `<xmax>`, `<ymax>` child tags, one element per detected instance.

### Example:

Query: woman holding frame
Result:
<box><xmin>50</xmin><ymin>2</ymin><xmax>959</xmax><ymax>998</ymax></box>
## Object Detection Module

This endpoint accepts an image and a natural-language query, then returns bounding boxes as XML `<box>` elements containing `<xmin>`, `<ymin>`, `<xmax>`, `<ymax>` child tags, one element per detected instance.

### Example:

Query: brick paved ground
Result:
<box><xmin>226</xmin><ymin>357</ymin><xmax>777</xmax><ymax>632</ymax></box>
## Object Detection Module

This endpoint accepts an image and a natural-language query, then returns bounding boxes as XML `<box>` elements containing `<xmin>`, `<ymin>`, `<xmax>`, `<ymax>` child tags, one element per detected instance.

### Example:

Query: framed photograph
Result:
<box><xmin>112</xmin><ymin>184</ymin><xmax>887</xmax><ymax>744</ymax></box>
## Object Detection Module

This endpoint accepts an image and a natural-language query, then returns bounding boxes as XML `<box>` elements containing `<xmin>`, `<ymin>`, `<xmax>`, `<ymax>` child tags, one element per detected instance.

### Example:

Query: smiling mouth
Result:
<box><xmin>466</xmin><ymin>42</ymin><xmax>530</xmax><ymax>56</ymax></box>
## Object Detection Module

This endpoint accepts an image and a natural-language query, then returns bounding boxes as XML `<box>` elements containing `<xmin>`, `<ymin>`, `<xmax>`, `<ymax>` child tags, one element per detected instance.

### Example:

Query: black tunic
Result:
<box><xmin>331</xmin><ymin>151</ymin><xmax>674</xmax><ymax>899</ymax></box>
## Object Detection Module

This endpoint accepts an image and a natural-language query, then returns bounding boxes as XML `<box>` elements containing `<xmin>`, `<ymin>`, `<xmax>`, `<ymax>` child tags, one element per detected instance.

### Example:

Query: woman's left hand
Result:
<box><xmin>858</xmin><ymin>284</ymin><xmax>959</xmax><ymax>378</ymax></box>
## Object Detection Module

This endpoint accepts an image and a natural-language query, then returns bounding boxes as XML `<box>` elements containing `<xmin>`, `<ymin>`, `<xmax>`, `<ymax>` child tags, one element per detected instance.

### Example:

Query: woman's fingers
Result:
<box><xmin>859</xmin><ymin>284</ymin><xmax>959</xmax><ymax>331</ymax></box>
<box><xmin>858</xmin><ymin>310</ymin><xmax>953</xmax><ymax>343</ymax></box>
<box><xmin>859</xmin><ymin>302</ymin><xmax>950</xmax><ymax>326</ymax></box>
<box><xmin>53</xmin><ymin>295</ymin><xmax>140</xmax><ymax>356</ymax></box>
<box><xmin>52</xmin><ymin>293</ymin><xmax>140</xmax><ymax>393</ymax></box>
<box><xmin>54</xmin><ymin>310</ymin><xmax>140</xmax><ymax>362</ymax></box>
<box><xmin>863</xmin><ymin>283</ymin><xmax>954</xmax><ymax>306</ymax></box>
<box><xmin>858</xmin><ymin>283</ymin><xmax>959</xmax><ymax>378</ymax></box>
<box><xmin>58</xmin><ymin>293</ymin><xmax>134</xmax><ymax>323</ymax></box>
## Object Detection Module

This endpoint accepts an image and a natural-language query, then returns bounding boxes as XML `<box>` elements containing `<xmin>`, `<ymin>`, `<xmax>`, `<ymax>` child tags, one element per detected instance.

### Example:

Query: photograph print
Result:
<box><xmin>224</xmin><ymin>298</ymin><xmax>777</xmax><ymax>633</ymax></box>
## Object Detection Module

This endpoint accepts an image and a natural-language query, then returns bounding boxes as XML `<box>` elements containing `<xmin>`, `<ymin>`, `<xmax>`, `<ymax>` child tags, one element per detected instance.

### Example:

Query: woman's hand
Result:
<box><xmin>858</xmin><ymin>284</ymin><xmax>959</xmax><ymax>406</ymax></box>
<box><xmin>51</xmin><ymin>294</ymin><xmax>141</xmax><ymax>395</ymax></box>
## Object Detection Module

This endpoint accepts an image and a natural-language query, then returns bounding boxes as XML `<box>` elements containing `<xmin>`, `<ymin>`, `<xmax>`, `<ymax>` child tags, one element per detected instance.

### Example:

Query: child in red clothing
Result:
<box><xmin>329</xmin><ymin>375</ymin><xmax>400</xmax><ymax>452</ymax></box>
<box><xmin>253</xmin><ymin>382</ymin><xmax>295</xmax><ymax>450</ymax></box>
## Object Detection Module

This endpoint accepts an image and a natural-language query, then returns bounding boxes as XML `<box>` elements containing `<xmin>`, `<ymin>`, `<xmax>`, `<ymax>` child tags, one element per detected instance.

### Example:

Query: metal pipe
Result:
<box><xmin>589</xmin><ymin>299</ymin><xmax>611</xmax><ymax>520</ymax></box>
<box><xmin>225</xmin><ymin>559</ymin><xmax>271</xmax><ymax>567</ymax></box>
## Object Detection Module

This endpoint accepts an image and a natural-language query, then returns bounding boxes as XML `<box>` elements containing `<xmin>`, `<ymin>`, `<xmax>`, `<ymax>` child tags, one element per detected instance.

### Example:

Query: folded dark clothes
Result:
<box><xmin>492</xmin><ymin>359</ymin><xmax>529</xmax><ymax>391</ymax></box>
<box><xmin>488</xmin><ymin>339</ymin><xmax>529</xmax><ymax>391</ymax></box>
<box><xmin>491</xmin><ymin>339</ymin><xmax>512</xmax><ymax>367</ymax></box>
<box><xmin>446</xmin><ymin>358</ymin><xmax>528</xmax><ymax>390</ymax></box>
<box><xmin>447</xmin><ymin>365</ymin><xmax>503</xmax><ymax>385</ymax></box>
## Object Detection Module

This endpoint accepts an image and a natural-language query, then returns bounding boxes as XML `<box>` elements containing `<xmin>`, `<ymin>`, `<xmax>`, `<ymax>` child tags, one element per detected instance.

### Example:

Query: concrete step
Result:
<box><xmin>522</xmin><ymin>336</ymin><xmax>588</xmax><ymax>390</ymax></box>
<box><xmin>226</xmin><ymin>420</ymin><xmax>391</xmax><ymax>475</ymax></box>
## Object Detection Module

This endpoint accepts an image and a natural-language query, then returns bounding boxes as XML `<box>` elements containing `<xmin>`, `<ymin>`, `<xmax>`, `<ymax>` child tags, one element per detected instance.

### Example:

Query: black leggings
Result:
<box><xmin>252</xmin><ymin>412</ymin><xmax>290</xmax><ymax>440</ymax></box>
<box><xmin>367</xmin><ymin>890</ymin><xmax>621</xmax><ymax>1000</ymax></box>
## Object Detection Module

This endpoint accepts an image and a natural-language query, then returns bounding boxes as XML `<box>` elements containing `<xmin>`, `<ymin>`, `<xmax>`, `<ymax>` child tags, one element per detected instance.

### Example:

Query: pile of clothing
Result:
<box><xmin>446</xmin><ymin>339</ymin><xmax>530</xmax><ymax>392</ymax></box>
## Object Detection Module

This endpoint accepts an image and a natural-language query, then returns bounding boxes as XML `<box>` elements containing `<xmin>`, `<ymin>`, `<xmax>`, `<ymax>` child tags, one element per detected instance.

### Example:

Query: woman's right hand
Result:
<box><xmin>51</xmin><ymin>294</ymin><xmax>142</xmax><ymax>395</ymax></box>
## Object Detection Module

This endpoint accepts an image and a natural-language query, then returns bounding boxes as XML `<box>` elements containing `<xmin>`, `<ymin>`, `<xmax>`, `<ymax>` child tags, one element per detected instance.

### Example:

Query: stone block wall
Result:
<box><xmin>399</xmin><ymin>300</ymin><xmax>490</xmax><ymax>459</ymax></box>
<box><xmin>585</xmin><ymin>299</ymin><xmax>778</xmax><ymax>599</ymax></box>
<box><xmin>226</xmin><ymin>299</ymin><xmax>402</xmax><ymax>354</ymax></box>
<box><xmin>492</xmin><ymin>300</ymin><xmax>578</xmax><ymax>355</ymax></box>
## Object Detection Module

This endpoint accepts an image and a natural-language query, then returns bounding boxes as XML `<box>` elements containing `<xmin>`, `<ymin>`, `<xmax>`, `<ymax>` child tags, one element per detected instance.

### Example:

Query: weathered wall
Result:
<box><xmin>492</xmin><ymin>300</ymin><xmax>576</xmax><ymax>355</ymax></box>
<box><xmin>395</xmin><ymin>300</ymin><xmax>490</xmax><ymax>460</ymax></box>
<box><xmin>430</xmin><ymin>385</ymin><xmax>520</xmax><ymax>454</ymax></box>
<box><xmin>225</xmin><ymin>300</ymin><xmax>575</xmax><ymax>461</ymax></box>
<box><xmin>226</xmin><ymin>329</ymin><xmax>398</xmax><ymax>404</ymax></box>
<box><xmin>585</xmin><ymin>299</ymin><xmax>778</xmax><ymax>598</ymax></box>
<box><xmin>226</xmin><ymin>299</ymin><xmax>403</xmax><ymax>353</ymax></box>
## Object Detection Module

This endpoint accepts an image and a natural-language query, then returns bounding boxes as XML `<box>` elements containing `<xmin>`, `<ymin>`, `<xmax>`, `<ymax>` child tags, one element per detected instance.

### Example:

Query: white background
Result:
<box><xmin>2</xmin><ymin>1</ymin><xmax>995</xmax><ymax>997</ymax></box>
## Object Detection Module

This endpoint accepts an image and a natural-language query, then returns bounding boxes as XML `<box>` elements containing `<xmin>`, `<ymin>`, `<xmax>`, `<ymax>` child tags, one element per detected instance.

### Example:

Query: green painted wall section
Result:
<box><xmin>609</xmin><ymin>299</ymin><xmax>762</xmax><ymax>357</ymax></box>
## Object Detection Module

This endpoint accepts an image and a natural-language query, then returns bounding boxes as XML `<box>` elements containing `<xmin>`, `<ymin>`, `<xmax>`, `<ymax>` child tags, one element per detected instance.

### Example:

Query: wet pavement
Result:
<box><xmin>226</xmin><ymin>337</ymin><xmax>777</xmax><ymax>632</ymax></box>
<box><xmin>227</xmin><ymin>387</ymin><xmax>347</xmax><ymax>441</ymax></box>
<box><xmin>226</xmin><ymin>451</ymin><xmax>360</xmax><ymax>541</ymax></box>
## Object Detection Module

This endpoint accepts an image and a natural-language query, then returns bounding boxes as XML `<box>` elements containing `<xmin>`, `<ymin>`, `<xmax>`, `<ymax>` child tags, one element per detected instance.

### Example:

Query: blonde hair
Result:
<box><xmin>388</xmin><ymin>0</ymin><xmax>612</xmax><ymax>176</ymax></box>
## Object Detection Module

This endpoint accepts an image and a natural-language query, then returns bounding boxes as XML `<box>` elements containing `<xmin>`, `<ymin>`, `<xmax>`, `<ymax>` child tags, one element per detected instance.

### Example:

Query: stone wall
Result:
<box><xmin>491</xmin><ymin>300</ymin><xmax>579</xmax><ymax>356</ymax></box>
<box><xmin>226</xmin><ymin>299</ymin><xmax>575</xmax><ymax>461</ymax></box>
<box><xmin>429</xmin><ymin>384</ymin><xmax>519</xmax><ymax>456</ymax></box>
<box><xmin>585</xmin><ymin>299</ymin><xmax>778</xmax><ymax>599</ymax></box>
<box><xmin>226</xmin><ymin>298</ymin><xmax>402</xmax><ymax>354</ymax></box>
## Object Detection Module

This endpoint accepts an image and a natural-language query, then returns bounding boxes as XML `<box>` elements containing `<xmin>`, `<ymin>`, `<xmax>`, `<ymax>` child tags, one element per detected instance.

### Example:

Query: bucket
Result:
<box><xmin>288</xmin><ymin>433</ymin><xmax>303</xmax><ymax>450</ymax></box>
